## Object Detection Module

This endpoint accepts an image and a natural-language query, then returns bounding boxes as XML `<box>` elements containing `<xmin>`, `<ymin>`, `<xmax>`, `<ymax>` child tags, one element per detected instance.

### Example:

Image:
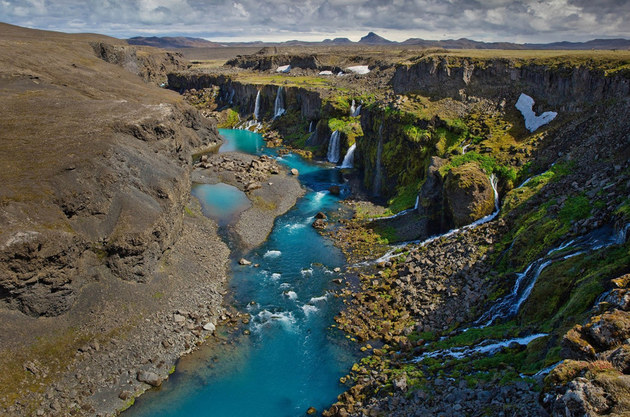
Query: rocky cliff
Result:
<box><xmin>391</xmin><ymin>55</ymin><xmax>630</xmax><ymax>110</ymax></box>
<box><xmin>0</xmin><ymin>24</ymin><xmax>220</xmax><ymax>318</ymax></box>
<box><xmin>0</xmin><ymin>24</ymin><xmax>230</xmax><ymax>416</ymax></box>
<box><xmin>168</xmin><ymin>72</ymin><xmax>324</xmax><ymax>121</ymax></box>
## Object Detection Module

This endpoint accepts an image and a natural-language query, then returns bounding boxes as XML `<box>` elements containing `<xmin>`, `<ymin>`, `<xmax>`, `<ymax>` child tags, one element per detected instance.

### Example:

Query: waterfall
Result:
<box><xmin>413</xmin><ymin>333</ymin><xmax>548</xmax><ymax>362</ymax></box>
<box><xmin>475</xmin><ymin>225</ymin><xmax>625</xmax><ymax>327</ymax></box>
<box><xmin>373</xmin><ymin>124</ymin><xmax>383</xmax><ymax>196</ymax></box>
<box><xmin>462</xmin><ymin>144</ymin><xmax>471</xmax><ymax>154</ymax></box>
<box><xmin>340</xmin><ymin>143</ymin><xmax>356</xmax><ymax>168</ymax></box>
<box><xmin>273</xmin><ymin>86</ymin><xmax>285</xmax><ymax>119</ymax></box>
<box><xmin>309</xmin><ymin>121</ymin><xmax>314</xmax><ymax>132</ymax></box>
<box><xmin>350</xmin><ymin>100</ymin><xmax>356</xmax><ymax>117</ymax></box>
<box><xmin>373</xmin><ymin>174</ymin><xmax>500</xmax><ymax>263</ymax></box>
<box><xmin>228</xmin><ymin>89</ymin><xmax>235</xmax><ymax>105</ymax></box>
<box><xmin>414</xmin><ymin>195</ymin><xmax>419</xmax><ymax>210</ymax></box>
<box><xmin>327</xmin><ymin>130</ymin><xmax>341</xmax><ymax>164</ymax></box>
<box><xmin>254</xmin><ymin>90</ymin><xmax>261</xmax><ymax>121</ymax></box>
<box><xmin>353</xmin><ymin>105</ymin><xmax>362</xmax><ymax>117</ymax></box>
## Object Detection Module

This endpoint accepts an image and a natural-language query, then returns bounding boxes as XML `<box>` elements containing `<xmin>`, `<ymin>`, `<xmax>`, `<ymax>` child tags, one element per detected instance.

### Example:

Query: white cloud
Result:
<box><xmin>0</xmin><ymin>0</ymin><xmax>628</xmax><ymax>43</ymax></box>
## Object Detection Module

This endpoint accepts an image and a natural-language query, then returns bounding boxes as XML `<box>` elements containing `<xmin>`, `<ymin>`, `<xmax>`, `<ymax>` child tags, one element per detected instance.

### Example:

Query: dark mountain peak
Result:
<box><xmin>359</xmin><ymin>32</ymin><xmax>393</xmax><ymax>44</ymax></box>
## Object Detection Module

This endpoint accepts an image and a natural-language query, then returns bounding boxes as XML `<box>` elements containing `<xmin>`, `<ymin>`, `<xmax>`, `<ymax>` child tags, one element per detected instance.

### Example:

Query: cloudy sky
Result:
<box><xmin>1</xmin><ymin>0</ymin><xmax>629</xmax><ymax>43</ymax></box>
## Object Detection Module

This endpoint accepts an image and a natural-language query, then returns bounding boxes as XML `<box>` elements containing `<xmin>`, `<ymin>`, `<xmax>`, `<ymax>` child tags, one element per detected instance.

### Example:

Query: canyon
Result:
<box><xmin>1</xmin><ymin>22</ymin><xmax>630</xmax><ymax>417</ymax></box>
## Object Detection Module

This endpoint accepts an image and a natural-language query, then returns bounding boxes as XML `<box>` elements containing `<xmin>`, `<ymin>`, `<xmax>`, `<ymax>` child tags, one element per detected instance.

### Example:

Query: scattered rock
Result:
<box><xmin>137</xmin><ymin>371</ymin><xmax>163</xmax><ymax>387</ymax></box>
<box><xmin>239</xmin><ymin>258</ymin><xmax>252</xmax><ymax>266</ymax></box>
<box><xmin>118</xmin><ymin>391</ymin><xmax>133</xmax><ymax>401</ymax></box>
<box><xmin>312</xmin><ymin>219</ymin><xmax>326</xmax><ymax>229</ymax></box>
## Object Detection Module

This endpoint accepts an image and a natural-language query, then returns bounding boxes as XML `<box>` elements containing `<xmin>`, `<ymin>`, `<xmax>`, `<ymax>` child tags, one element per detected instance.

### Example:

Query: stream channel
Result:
<box><xmin>125</xmin><ymin>129</ymin><xmax>359</xmax><ymax>416</ymax></box>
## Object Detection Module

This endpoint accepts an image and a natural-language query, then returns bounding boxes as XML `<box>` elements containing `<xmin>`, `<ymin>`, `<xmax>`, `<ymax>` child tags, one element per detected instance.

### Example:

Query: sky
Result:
<box><xmin>1</xmin><ymin>0</ymin><xmax>629</xmax><ymax>43</ymax></box>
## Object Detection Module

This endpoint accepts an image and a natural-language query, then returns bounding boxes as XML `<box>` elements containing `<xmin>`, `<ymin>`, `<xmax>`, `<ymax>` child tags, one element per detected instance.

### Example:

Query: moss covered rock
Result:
<box><xmin>443</xmin><ymin>162</ymin><xmax>495</xmax><ymax>227</ymax></box>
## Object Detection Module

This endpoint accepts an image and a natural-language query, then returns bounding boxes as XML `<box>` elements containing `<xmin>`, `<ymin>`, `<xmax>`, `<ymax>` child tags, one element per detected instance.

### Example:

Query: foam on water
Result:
<box><xmin>252</xmin><ymin>309</ymin><xmax>297</xmax><ymax>333</ymax></box>
<box><xmin>301</xmin><ymin>268</ymin><xmax>314</xmax><ymax>276</ymax></box>
<box><xmin>309</xmin><ymin>294</ymin><xmax>329</xmax><ymax>303</ymax></box>
<box><xmin>301</xmin><ymin>304</ymin><xmax>319</xmax><ymax>315</ymax></box>
<box><xmin>284</xmin><ymin>291</ymin><xmax>298</xmax><ymax>300</ymax></box>
<box><xmin>264</xmin><ymin>250</ymin><xmax>282</xmax><ymax>258</ymax></box>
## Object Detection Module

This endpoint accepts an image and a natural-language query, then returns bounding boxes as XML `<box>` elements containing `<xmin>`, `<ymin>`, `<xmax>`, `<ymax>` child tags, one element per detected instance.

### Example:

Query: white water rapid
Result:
<box><xmin>327</xmin><ymin>130</ymin><xmax>341</xmax><ymax>164</ymax></box>
<box><xmin>340</xmin><ymin>143</ymin><xmax>356</xmax><ymax>168</ymax></box>
<box><xmin>413</xmin><ymin>333</ymin><xmax>548</xmax><ymax>362</ymax></box>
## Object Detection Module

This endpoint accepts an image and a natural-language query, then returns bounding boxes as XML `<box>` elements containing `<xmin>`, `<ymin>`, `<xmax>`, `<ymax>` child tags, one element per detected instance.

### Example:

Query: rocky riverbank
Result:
<box><xmin>191</xmin><ymin>151</ymin><xmax>304</xmax><ymax>250</ymax></box>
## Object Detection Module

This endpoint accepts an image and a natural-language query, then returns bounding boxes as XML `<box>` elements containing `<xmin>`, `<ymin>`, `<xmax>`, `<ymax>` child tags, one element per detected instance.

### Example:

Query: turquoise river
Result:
<box><xmin>125</xmin><ymin>129</ymin><xmax>358</xmax><ymax>416</ymax></box>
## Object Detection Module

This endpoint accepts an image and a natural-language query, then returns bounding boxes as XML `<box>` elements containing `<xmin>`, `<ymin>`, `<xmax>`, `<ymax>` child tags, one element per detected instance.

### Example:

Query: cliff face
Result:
<box><xmin>92</xmin><ymin>41</ymin><xmax>189</xmax><ymax>84</ymax></box>
<box><xmin>0</xmin><ymin>24</ymin><xmax>221</xmax><ymax>317</ymax></box>
<box><xmin>391</xmin><ymin>56</ymin><xmax>630</xmax><ymax>110</ymax></box>
<box><xmin>168</xmin><ymin>73</ymin><xmax>323</xmax><ymax>121</ymax></box>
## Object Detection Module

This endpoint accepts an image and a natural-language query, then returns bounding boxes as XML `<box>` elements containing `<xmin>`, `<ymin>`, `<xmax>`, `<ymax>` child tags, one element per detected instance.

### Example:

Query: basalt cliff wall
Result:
<box><xmin>391</xmin><ymin>56</ymin><xmax>630</xmax><ymax>109</ymax></box>
<box><xmin>168</xmin><ymin>72</ymin><xmax>324</xmax><ymax>121</ymax></box>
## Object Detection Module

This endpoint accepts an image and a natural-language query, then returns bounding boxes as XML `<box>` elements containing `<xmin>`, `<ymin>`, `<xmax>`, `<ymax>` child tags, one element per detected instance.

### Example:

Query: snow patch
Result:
<box><xmin>346</xmin><ymin>65</ymin><xmax>370</xmax><ymax>74</ymax></box>
<box><xmin>515</xmin><ymin>93</ymin><xmax>557</xmax><ymax>132</ymax></box>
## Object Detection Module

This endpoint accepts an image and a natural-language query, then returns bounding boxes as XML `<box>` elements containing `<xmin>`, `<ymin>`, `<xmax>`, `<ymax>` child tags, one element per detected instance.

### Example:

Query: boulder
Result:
<box><xmin>329</xmin><ymin>185</ymin><xmax>341</xmax><ymax>195</ymax></box>
<box><xmin>443</xmin><ymin>162</ymin><xmax>495</xmax><ymax>228</ymax></box>
<box><xmin>290</xmin><ymin>168</ymin><xmax>299</xmax><ymax>176</ymax></box>
<box><xmin>315</xmin><ymin>211</ymin><xmax>327</xmax><ymax>220</ymax></box>
<box><xmin>239</xmin><ymin>258</ymin><xmax>252</xmax><ymax>266</ymax></box>
<box><xmin>137</xmin><ymin>371</ymin><xmax>163</xmax><ymax>387</ymax></box>
<box><xmin>312</xmin><ymin>219</ymin><xmax>326</xmax><ymax>229</ymax></box>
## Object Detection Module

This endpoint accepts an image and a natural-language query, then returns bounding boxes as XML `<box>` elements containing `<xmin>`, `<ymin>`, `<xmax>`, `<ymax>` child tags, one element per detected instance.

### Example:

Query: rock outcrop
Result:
<box><xmin>0</xmin><ymin>25</ymin><xmax>221</xmax><ymax>317</ymax></box>
<box><xmin>91</xmin><ymin>41</ymin><xmax>189</xmax><ymax>84</ymax></box>
<box><xmin>443</xmin><ymin>162</ymin><xmax>495</xmax><ymax>227</ymax></box>
<box><xmin>391</xmin><ymin>55</ymin><xmax>630</xmax><ymax>110</ymax></box>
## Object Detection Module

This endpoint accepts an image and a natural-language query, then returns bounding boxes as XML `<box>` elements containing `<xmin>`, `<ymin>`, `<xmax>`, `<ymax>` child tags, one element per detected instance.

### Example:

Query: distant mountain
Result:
<box><xmin>127</xmin><ymin>33</ymin><xmax>630</xmax><ymax>51</ymax></box>
<box><xmin>127</xmin><ymin>36</ymin><xmax>222</xmax><ymax>48</ymax></box>
<box><xmin>525</xmin><ymin>38</ymin><xmax>630</xmax><ymax>50</ymax></box>
<box><xmin>322</xmin><ymin>37</ymin><xmax>353</xmax><ymax>45</ymax></box>
<box><xmin>401</xmin><ymin>37</ymin><xmax>525</xmax><ymax>50</ymax></box>
<box><xmin>359</xmin><ymin>32</ymin><xmax>394</xmax><ymax>45</ymax></box>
